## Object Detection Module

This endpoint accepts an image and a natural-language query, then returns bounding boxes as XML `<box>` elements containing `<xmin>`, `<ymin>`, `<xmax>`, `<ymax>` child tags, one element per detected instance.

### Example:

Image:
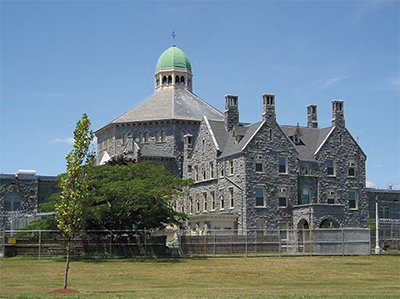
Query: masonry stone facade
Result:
<box><xmin>0</xmin><ymin>171</ymin><xmax>58</xmax><ymax>229</ymax></box>
<box><xmin>96</xmin><ymin>44</ymin><xmax>369</xmax><ymax>234</ymax></box>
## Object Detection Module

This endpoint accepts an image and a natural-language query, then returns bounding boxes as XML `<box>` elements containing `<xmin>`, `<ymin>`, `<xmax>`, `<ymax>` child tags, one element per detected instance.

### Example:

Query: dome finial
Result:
<box><xmin>171</xmin><ymin>29</ymin><xmax>176</xmax><ymax>45</ymax></box>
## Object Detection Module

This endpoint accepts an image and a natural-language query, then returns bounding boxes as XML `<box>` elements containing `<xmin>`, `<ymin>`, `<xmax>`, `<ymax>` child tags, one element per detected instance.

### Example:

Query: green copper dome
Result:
<box><xmin>156</xmin><ymin>45</ymin><xmax>192</xmax><ymax>72</ymax></box>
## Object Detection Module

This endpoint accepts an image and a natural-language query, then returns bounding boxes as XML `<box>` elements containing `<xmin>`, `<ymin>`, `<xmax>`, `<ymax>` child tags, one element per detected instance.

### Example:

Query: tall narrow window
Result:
<box><xmin>219</xmin><ymin>195</ymin><xmax>225</xmax><ymax>210</ymax></box>
<box><xmin>161</xmin><ymin>131</ymin><xmax>166</xmax><ymax>142</ymax></box>
<box><xmin>278</xmin><ymin>186</ymin><xmax>287</xmax><ymax>207</ymax></box>
<box><xmin>229</xmin><ymin>187</ymin><xmax>234</xmax><ymax>208</ymax></box>
<box><xmin>156</xmin><ymin>131</ymin><xmax>161</xmax><ymax>142</ymax></box>
<box><xmin>202</xmin><ymin>139</ymin><xmax>206</xmax><ymax>152</ymax></box>
<box><xmin>189</xmin><ymin>197</ymin><xmax>193</xmax><ymax>214</ymax></box>
<box><xmin>278</xmin><ymin>156</ymin><xmax>287</xmax><ymax>174</ymax></box>
<box><xmin>209</xmin><ymin>161</ymin><xmax>214</xmax><ymax>179</ymax></box>
<box><xmin>255</xmin><ymin>187</ymin><xmax>264</xmax><ymax>207</ymax></box>
<box><xmin>219</xmin><ymin>162</ymin><xmax>224</xmax><ymax>178</ymax></box>
<box><xmin>229</xmin><ymin>160</ymin><xmax>234</xmax><ymax>175</ymax></box>
<box><xmin>301</xmin><ymin>188</ymin><xmax>310</xmax><ymax>204</ymax></box>
<box><xmin>202</xmin><ymin>164</ymin><xmax>207</xmax><ymax>180</ymax></box>
<box><xmin>326</xmin><ymin>159</ymin><xmax>335</xmax><ymax>176</ymax></box>
<box><xmin>269</xmin><ymin>129</ymin><xmax>273</xmax><ymax>141</ymax></box>
<box><xmin>194</xmin><ymin>166</ymin><xmax>199</xmax><ymax>182</ymax></box>
<box><xmin>139</xmin><ymin>132</ymin><xmax>143</xmax><ymax>143</ymax></box>
<box><xmin>144</xmin><ymin>131</ymin><xmax>149</xmax><ymax>143</ymax></box>
<box><xmin>203</xmin><ymin>192</ymin><xmax>208</xmax><ymax>212</ymax></box>
<box><xmin>348</xmin><ymin>190</ymin><xmax>357</xmax><ymax>209</ymax></box>
<box><xmin>122</xmin><ymin>133</ymin><xmax>127</xmax><ymax>145</ymax></box>
<box><xmin>210</xmin><ymin>191</ymin><xmax>216</xmax><ymax>210</ymax></box>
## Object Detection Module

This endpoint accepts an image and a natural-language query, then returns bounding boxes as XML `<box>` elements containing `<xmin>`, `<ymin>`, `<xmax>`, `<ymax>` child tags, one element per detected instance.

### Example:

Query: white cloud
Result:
<box><xmin>322</xmin><ymin>76</ymin><xmax>350</xmax><ymax>88</ymax></box>
<box><xmin>51</xmin><ymin>138</ymin><xmax>74</xmax><ymax>145</ymax></box>
<box><xmin>366</xmin><ymin>181</ymin><xmax>376</xmax><ymax>188</ymax></box>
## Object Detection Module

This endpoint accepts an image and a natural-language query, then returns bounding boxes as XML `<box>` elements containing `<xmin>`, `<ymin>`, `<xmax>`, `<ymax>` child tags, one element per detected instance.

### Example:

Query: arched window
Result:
<box><xmin>168</xmin><ymin>75</ymin><xmax>172</xmax><ymax>84</ymax></box>
<box><xmin>162</xmin><ymin>76</ymin><xmax>167</xmax><ymax>85</ymax></box>
<box><xmin>175</xmin><ymin>76</ymin><xmax>180</xmax><ymax>84</ymax></box>
<box><xmin>181</xmin><ymin>76</ymin><xmax>185</xmax><ymax>84</ymax></box>
<box><xmin>4</xmin><ymin>193</ymin><xmax>21</xmax><ymax>211</ymax></box>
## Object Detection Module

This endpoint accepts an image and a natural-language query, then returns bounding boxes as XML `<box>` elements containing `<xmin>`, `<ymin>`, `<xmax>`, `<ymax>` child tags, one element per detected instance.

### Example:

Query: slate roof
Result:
<box><xmin>204</xmin><ymin>119</ymin><xmax>334</xmax><ymax>161</ymax></box>
<box><xmin>278</xmin><ymin>125</ymin><xmax>332</xmax><ymax>161</ymax></box>
<box><xmin>109</xmin><ymin>89</ymin><xmax>224</xmax><ymax>125</ymax></box>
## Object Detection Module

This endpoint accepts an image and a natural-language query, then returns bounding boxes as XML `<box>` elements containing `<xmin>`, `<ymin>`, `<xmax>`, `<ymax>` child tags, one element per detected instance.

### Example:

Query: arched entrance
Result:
<box><xmin>297</xmin><ymin>219</ymin><xmax>310</xmax><ymax>253</ymax></box>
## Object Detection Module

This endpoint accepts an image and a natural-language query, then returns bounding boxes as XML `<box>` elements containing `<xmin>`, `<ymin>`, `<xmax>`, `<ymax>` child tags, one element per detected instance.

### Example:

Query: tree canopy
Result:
<box><xmin>86</xmin><ymin>161</ymin><xmax>189</xmax><ymax>231</ymax></box>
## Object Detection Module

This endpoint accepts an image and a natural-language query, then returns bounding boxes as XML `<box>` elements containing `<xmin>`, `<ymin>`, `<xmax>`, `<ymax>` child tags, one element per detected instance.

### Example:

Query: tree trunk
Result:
<box><xmin>63</xmin><ymin>239</ymin><xmax>71</xmax><ymax>289</ymax></box>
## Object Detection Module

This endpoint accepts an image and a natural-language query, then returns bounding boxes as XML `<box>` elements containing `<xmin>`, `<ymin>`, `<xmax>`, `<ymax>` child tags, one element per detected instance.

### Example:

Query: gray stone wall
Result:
<box><xmin>315</xmin><ymin>127</ymin><xmax>367</xmax><ymax>227</ymax></box>
<box><xmin>243</xmin><ymin>121</ymin><xmax>299</xmax><ymax>230</ymax></box>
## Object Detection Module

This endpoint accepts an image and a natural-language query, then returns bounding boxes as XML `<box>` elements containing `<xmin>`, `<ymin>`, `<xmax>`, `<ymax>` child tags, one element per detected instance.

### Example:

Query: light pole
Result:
<box><xmin>375</xmin><ymin>195</ymin><xmax>381</xmax><ymax>254</ymax></box>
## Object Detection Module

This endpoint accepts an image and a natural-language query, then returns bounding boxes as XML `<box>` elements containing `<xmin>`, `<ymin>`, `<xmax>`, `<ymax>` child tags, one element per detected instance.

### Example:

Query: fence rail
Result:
<box><xmin>0</xmin><ymin>228</ymin><xmax>374</xmax><ymax>259</ymax></box>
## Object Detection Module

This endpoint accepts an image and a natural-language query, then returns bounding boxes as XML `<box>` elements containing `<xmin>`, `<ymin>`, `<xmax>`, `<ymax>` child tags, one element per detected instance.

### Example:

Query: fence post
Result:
<box><xmin>245</xmin><ymin>230</ymin><xmax>248</xmax><ymax>258</ymax></box>
<box><xmin>342</xmin><ymin>228</ymin><xmax>345</xmax><ymax>256</ymax></box>
<box><xmin>144</xmin><ymin>230</ymin><xmax>147</xmax><ymax>258</ymax></box>
<box><xmin>213</xmin><ymin>229</ymin><xmax>216</xmax><ymax>257</ymax></box>
<box><xmin>109</xmin><ymin>230</ymin><xmax>113</xmax><ymax>259</ymax></box>
<box><xmin>278</xmin><ymin>228</ymin><xmax>281</xmax><ymax>257</ymax></box>
<box><xmin>38</xmin><ymin>229</ymin><xmax>42</xmax><ymax>260</ymax></box>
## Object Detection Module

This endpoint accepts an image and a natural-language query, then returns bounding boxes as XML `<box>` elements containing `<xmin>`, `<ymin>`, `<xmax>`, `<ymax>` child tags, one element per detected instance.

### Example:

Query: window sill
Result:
<box><xmin>255</xmin><ymin>206</ymin><xmax>267</xmax><ymax>208</ymax></box>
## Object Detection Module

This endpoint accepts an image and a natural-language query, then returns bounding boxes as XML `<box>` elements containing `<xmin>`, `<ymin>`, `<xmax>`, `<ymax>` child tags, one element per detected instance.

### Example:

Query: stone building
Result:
<box><xmin>0</xmin><ymin>170</ymin><xmax>58</xmax><ymax>229</ymax></box>
<box><xmin>96</xmin><ymin>44</ymin><xmax>368</xmax><ymax>233</ymax></box>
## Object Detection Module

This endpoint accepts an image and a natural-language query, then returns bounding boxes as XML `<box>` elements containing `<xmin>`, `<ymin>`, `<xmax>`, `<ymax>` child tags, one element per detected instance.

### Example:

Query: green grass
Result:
<box><xmin>0</xmin><ymin>256</ymin><xmax>399</xmax><ymax>299</ymax></box>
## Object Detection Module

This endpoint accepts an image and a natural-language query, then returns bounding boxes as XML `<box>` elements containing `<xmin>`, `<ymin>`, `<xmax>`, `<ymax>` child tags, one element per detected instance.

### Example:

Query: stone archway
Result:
<box><xmin>319</xmin><ymin>218</ymin><xmax>340</xmax><ymax>228</ymax></box>
<box><xmin>297</xmin><ymin>219</ymin><xmax>310</xmax><ymax>253</ymax></box>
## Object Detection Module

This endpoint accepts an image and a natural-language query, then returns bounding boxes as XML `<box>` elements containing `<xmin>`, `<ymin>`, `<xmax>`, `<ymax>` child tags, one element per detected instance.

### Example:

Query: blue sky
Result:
<box><xmin>0</xmin><ymin>0</ymin><xmax>399</xmax><ymax>189</ymax></box>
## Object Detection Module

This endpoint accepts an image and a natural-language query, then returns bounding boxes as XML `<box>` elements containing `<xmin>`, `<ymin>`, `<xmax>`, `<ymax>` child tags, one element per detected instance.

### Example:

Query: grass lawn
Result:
<box><xmin>0</xmin><ymin>255</ymin><xmax>399</xmax><ymax>299</ymax></box>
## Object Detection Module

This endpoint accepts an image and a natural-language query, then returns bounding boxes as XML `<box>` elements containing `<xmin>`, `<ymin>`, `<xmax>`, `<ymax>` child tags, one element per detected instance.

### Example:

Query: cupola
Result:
<box><xmin>155</xmin><ymin>45</ymin><xmax>193</xmax><ymax>92</ymax></box>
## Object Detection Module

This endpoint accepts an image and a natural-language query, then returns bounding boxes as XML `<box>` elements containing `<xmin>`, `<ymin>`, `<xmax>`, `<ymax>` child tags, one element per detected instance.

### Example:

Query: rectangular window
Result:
<box><xmin>278</xmin><ymin>186</ymin><xmax>287</xmax><ymax>207</ymax></box>
<box><xmin>139</xmin><ymin>132</ymin><xmax>143</xmax><ymax>143</ymax></box>
<box><xmin>189</xmin><ymin>197</ymin><xmax>193</xmax><ymax>214</ymax></box>
<box><xmin>156</xmin><ymin>131</ymin><xmax>161</xmax><ymax>142</ymax></box>
<box><xmin>278</xmin><ymin>222</ymin><xmax>288</xmax><ymax>240</ymax></box>
<box><xmin>219</xmin><ymin>195</ymin><xmax>225</xmax><ymax>210</ymax></box>
<box><xmin>194</xmin><ymin>166</ymin><xmax>199</xmax><ymax>182</ymax></box>
<box><xmin>203</xmin><ymin>192</ymin><xmax>208</xmax><ymax>212</ymax></box>
<box><xmin>161</xmin><ymin>131</ymin><xmax>166</xmax><ymax>142</ymax></box>
<box><xmin>327</xmin><ymin>189</ymin><xmax>336</xmax><ymax>204</ymax></box>
<box><xmin>348</xmin><ymin>161</ymin><xmax>356</xmax><ymax>177</ymax></box>
<box><xmin>255</xmin><ymin>187</ymin><xmax>264</xmax><ymax>207</ymax></box>
<box><xmin>209</xmin><ymin>162</ymin><xmax>214</xmax><ymax>179</ymax></box>
<box><xmin>301</xmin><ymin>188</ymin><xmax>310</xmax><ymax>205</ymax></box>
<box><xmin>210</xmin><ymin>191</ymin><xmax>216</xmax><ymax>210</ymax></box>
<box><xmin>144</xmin><ymin>132</ymin><xmax>149</xmax><ymax>143</ymax></box>
<box><xmin>229</xmin><ymin>187</ymin><xmax>234</xmax><ymax>208</ymax></box>
<box><xmin>348</xmin><ymin>190</ymin><xmax>357</xmax><ymax>209</ymax></box>
<box><xmin>202</xmin><ymin>164</ymin><xmax>207</xmax><ymax>180</ymax></box>
<box><xmin>229</xmin><ymin>160</ymin><xmax>234</xmax><ymax>175</ymax></box>
<box><xmin>278</xmin><ymin>156</ymin><xmax>287</xmax><ymax>174</ymax></box>
<box><xmin>219</xmin><ymin>162</ymin><xmax>224</xmax><ymax>178</ymax></box>
<box><xmin>326</xmin><ymin>159</ymin><xmax>335</xmax><ymax>176</ymax></box>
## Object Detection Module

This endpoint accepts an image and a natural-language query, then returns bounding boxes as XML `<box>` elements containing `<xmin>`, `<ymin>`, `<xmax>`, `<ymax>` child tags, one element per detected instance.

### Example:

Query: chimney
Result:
<box><xmin>307</xmin><ymin>104</ymin><xmax>318</xmax><ymax>128</ymax></box>
<box><xmin>332</xmin><ymin>100</ymin><xmax>345</xmax><ymax>127</ymax></box>
<box><xmin>262</xmin><ymin>93</ymin><xmax>276</xmax><ymax>122</ymax></box>
<box><xmin>224</xmin><ymin>95</ymin><xmax>239</xmax><ymax>131</ymax></box>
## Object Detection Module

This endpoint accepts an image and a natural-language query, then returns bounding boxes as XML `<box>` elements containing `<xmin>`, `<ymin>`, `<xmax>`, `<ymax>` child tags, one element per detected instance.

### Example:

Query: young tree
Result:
<box><xmin>55</xmin><ymin>114</ymin><xmax>94</xmax><ymax>289</ymax></box>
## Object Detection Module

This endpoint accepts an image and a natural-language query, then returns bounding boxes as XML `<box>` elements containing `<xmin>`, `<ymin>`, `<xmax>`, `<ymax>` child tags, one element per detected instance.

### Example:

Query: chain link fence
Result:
<box><xmin>1</xmin><ymin>228</ymin><xmax>373</xmax><ymax>259</ymax></box>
